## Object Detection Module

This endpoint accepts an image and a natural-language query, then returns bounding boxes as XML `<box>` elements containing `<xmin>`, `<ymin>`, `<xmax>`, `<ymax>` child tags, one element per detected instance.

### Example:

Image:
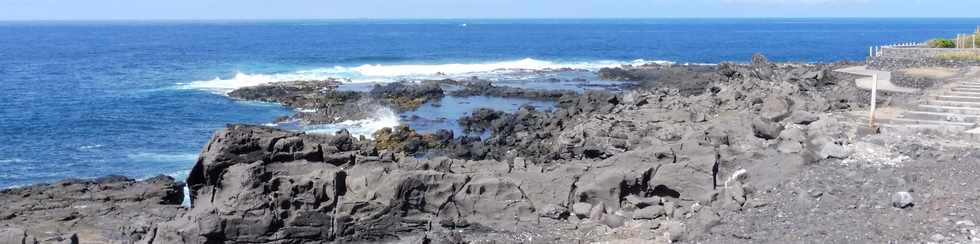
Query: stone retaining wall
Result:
<box><xmin>879</xmin><ymin>47</ymin><xmax>980</xmax><ymax>60</ymax></box>
<box><xmin>869</xmin><ymin>47</ymin><xmax>980</xmax><ymax>71</ymax></box>
<box><xmin>868</xmin><ymin>57</ymin><xmax>980</xmax><ymax>71</ymax></box>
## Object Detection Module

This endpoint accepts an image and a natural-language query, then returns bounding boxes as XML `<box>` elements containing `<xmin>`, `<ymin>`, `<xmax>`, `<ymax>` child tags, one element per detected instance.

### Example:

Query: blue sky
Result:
<box><xmin>1</xmin><ymin>0</ymin><xmax>979</xmax><ymax>20</ymax></box>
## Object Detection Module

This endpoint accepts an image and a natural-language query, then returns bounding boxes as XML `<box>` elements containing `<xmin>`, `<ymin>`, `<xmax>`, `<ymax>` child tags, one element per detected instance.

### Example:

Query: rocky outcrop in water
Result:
<box><xmin>229</xmin><ymin>80</ymin><xmax>446</xmax><ymax>124</ymax></box>
<box><xmin>227</xmin><ymin>79</ymin><xmax>346</xmax><ymax>107</ymax></box>
<box><xmin>369</xmin><ymin>81</ymin><xmax>445</xmax><ymax>111</ymax></box>
<box><xmin>448</xmin><ymin>79</ymin><xmax>575</xmax><ymax>100</ymax></box>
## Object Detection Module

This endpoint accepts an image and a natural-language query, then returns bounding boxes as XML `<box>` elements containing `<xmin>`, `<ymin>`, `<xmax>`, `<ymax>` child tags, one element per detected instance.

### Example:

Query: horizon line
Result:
<box><xmin>3</xmin><ymin>17</ymin><xmax>980</xmax><ymax>22</ymax></box>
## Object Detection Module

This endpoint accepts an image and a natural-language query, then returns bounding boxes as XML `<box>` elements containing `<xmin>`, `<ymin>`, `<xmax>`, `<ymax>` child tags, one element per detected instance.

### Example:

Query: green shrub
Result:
<box><xmin>928</xmin><ymin>38</ymin><xmax>955</xmax><ymax>48</ymax></box>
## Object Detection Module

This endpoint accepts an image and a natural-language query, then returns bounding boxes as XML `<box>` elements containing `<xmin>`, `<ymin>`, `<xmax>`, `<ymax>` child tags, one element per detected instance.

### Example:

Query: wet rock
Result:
<box><xmin>892</xmin><ymin>191</ymin><xmax>914</xmax><ymax>209</ymax></box>
<box><xmin>449</xmin><ymin>79</ymin><xmax>573</xmax><ymax>100</ymax></box>
<box><xmin>370</xmin><ymin>81</ymin><xmax>445</xmax><ymax>111</ymax></box>
<box><xmin>373</xmin><ymin>125</ymin><xmax>453</xmax><ymax>154</ymax></box>
<box><xmin>227</xmin><ymin>79</ymin><xmax>380</xmax><ymax>124</ymax></box>
<box><xmin>458</xmin><ymin>108</ymin><xmax>506</xmax><ymax>133</ymax></box>
<box><xmin>228</xmin><ymin>79</ymin><xmax>344</xmax><ymax>108</ymax></box>
<box><xmin>598</xmin><ymin>67</ymin><xmax>645</xmax><ymax>81</ymax></box>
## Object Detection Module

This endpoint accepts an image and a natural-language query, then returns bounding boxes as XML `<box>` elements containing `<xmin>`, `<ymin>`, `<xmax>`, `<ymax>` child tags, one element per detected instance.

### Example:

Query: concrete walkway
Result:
<box><xmin>835</xmin><ymin>66</ymin><xmax>918</xmax><ymax>93</ymax></box>
<box><xmin>892</xmin><ymin>79</ymin><xmax>980</xmax><ymax>135</ymax></box>
<box><xmin>841</xmin><ymin>66</ymin><xmax>980</xmax><ymax>136</ymax></box>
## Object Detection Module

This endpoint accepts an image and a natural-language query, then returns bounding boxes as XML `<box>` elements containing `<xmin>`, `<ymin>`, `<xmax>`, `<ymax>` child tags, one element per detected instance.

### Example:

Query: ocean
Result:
<box><xmin>1</xmin><ymin>18</ymin><xmax>978</xmax><ymax>188</ymax></box>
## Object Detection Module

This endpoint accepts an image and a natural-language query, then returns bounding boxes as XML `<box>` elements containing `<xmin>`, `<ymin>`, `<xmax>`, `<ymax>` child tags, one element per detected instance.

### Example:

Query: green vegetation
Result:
<box><xmin>930</xmin><ymin>29</ymin><xmax>980</xmax><ymax>48</ymax></box>
<box><xmin>937</xmin><ymin>51</ymin><xmax>980</xmax><ymax>61</ymax></box>
<box><xmin>927</xmin><ymin>38</ymin><xmax>956</xmax><ymax>48</ymax></box>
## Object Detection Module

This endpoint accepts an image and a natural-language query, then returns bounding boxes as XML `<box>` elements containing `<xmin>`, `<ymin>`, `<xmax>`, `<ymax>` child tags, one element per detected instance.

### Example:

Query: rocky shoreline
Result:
<box><xmin>4</xmin><ymin>54</ymin><xmax>980</xmax><ymax>243</ymax></box>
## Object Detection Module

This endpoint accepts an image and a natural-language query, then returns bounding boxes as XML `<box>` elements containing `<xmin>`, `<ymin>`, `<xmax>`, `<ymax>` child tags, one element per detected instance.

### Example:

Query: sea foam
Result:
<box><xmin>180</xmin><ymin>58</ymin><xmax>664</xmax><ymax>94</ymax></box>
<box><xmin>304</xmin><ymin>107</ymin><xmax>400</xmax><ymax>139</ymax></box>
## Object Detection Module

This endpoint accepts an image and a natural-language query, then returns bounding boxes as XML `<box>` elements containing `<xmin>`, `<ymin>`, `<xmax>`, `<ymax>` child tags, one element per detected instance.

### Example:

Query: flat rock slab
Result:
<box><xmin>836</xmin><ymin>66</ymin><xmax>918</xmax><ymax>93</ymax></box>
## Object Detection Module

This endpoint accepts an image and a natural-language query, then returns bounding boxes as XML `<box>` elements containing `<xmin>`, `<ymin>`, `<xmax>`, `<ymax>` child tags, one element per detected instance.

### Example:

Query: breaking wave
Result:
<box><xmin>304</xmin><ymin>107</ymin><xmax>400</xmax><ymax>139</ymax></box>
<box><xmin>179</xmin><ymin>58</ymin><xmax>666</xmax><ymax>93</ymax></box>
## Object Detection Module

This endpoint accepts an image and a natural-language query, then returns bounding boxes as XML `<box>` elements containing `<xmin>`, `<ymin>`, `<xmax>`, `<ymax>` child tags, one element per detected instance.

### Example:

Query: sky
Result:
<box><xmin>1</xmin><ymin>0</ymin><xmax>979</xmax><ymax>20</ymax></box>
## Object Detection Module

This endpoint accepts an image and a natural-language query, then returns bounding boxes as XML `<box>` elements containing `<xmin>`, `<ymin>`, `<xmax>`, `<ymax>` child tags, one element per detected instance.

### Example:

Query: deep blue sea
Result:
<box><xmin>2</xmin><ymin>18</ymin><xmax>978</xmax><ymax>188</ymax></box>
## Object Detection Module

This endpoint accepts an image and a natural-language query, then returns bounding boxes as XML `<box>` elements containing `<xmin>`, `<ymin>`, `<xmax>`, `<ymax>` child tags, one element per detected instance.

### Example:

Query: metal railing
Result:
<box><xmin>869</xmin><ymin>42</ymin><xmax>926</xmax><ymax>58</ymax></box>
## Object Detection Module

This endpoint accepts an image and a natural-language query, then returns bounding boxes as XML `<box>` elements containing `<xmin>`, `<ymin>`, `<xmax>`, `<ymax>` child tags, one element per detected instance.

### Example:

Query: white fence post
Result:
<box><xmin>870</xmin><ymin>73</ymin><xmax>878</xmax><ymax>129</ymax></box>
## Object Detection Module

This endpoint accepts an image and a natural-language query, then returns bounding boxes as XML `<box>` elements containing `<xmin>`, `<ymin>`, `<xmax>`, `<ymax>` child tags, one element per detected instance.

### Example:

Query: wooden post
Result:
<box><xmin>869</xmin><ymin>73</ymin><xmax>878</xmax><ymax>129</ymax></box>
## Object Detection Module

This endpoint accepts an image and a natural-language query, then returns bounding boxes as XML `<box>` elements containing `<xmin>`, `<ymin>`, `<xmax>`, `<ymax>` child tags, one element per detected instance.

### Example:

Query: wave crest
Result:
<box><xmin>304</xmin><ymin>106</ymin><xmax>400</xmax><ymax>139</ymax></box>
<box><xmin>179</xmin><ymin>58</ymin><xmax>666</xmax><ymax>93</ymax></box>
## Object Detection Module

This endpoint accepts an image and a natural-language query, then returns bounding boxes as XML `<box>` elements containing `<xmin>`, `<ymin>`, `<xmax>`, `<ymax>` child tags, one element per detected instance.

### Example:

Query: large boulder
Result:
<box><xmin>760</xmin><ymin>96</ymin><xmax>791</xmax><ymax>121</ymax></box>
<box><xmin>573</xmin><ymin>149</ymin><xmax>675</xmax><ymax>210</ymax></box>
<box><xmin>153</xmin><ymin>125</ymin><xmax>363</xmax><ymax>243</ymax></box>
<box><xmin>649</xmin><ymin>139</ymin><xmax>718</xmax><ymax>204</ymax></box>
